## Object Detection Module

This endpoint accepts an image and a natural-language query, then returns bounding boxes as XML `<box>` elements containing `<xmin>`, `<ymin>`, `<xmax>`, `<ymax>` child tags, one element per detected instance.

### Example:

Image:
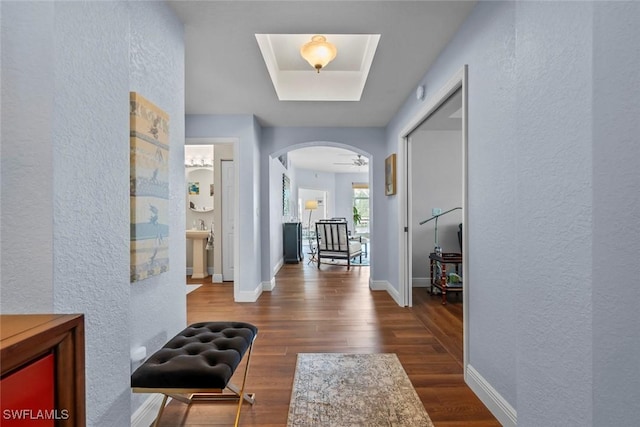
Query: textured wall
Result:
<box><xmin>514</xmin><ymin>3</ymin><xmax>594</xmax><ymax>425</ymax></box>
<box><xmin>51</xmin><ymin>3</ymin><xmax>132</xmax><ymax>425</ymax></box>
<box><xmin>2</xmin><ymin>2</ymin><xmax>185</xmax><ymax>425</ymax></box>
<box><xmin>387</xmin><ymin>0</ymin><xmax>640</xmax><ymax>425</ymax></box>
<box><xmin>385</xmin><ymin>1</ymin><xmax>519</xmax><ymax>409</ymax></box>
<box><xmin>128</xmin><ymin>1</ymin><xmax>186</xmax><ymax>418</ymax></box>
<box><xmin>592</xmin><ymin>2</ymin><xmax>640</xmax><ymax>425</ymax></box>
<box><xmin>1</xmin><ymin>1</ymin><xmax>55</xmax><ymax>312</ymax></box>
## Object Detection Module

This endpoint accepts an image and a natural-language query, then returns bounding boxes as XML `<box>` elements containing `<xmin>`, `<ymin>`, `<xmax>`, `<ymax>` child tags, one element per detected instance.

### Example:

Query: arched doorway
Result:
<box><xmin>268</xmin><ymin>142</ymin><xmax>373</xmax><ymax>277</ymax></box>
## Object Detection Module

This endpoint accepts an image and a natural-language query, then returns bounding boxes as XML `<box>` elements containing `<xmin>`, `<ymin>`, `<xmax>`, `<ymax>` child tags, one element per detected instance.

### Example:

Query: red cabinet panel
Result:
<box><xmin>1</xmin><ymin>354</ymin><xmax>56</xmax><ymax>426</ymax></box>
<box><xmin>1</xmin><ymin>314</ymin><xmax>85</xmax><ymax>426</ymax></box>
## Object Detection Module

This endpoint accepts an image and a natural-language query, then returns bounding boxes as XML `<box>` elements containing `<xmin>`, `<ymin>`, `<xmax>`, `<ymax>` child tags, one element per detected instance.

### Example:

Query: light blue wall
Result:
<box><xmin>387</xmin><ymin>1</ymin><xmax>640</xmax><ymax>425</ymax></box>
<box><xmin>1</xmin><ymin>1</ymin><xmax>56</xmax><ymax>311</ymax></box>
<box><xmin>51</xmin><ymin>3</ymin><xmax>131</xmax><ymax>425</ymax></box>
<box><xmin>514</xmin><ymin>3</ymin><xmax>593</xmax><ymax>425</ymax></box>
<box><xmin>295</xmin><ymin>168</ymin><xmax>337</xmax><ymax>220</ymax></box>
<box><xmin>127</xmin><ymin>1</ymin><xmax>186</xmax><ymax>419</ymax></box>
<box><xmin>269</xmin><ymin>157</ymin><xmax>290</xmax><ymax>271</ymax></box>
<box><xmin>1</xmin><ymin>1</ymin><xmax>185</xmax><ymax>425</ymax></box>
<box><xmin>185</xmin><ymin>115</ymin><xmax>263</xmax><ymax>299</ymax></box>
<box><xmin>592</xmin><ymin>2</ymin><xmax>640</xmax><ymax>425</ymax></box>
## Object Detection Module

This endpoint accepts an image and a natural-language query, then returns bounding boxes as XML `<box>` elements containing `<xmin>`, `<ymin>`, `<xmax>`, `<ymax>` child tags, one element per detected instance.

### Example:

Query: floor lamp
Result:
<box><xmin>419</xmin><ymin>207</ymin><xmax>462</xmax><ymax>255</ymax></box>
<box><xmin>304</xmin><ymin>200</ymin><xmax>318</xmax><ymax>236</ymax></box>
<box><xmin>304</xmin><ymin>200</ymin><xmax>318</xmax><ymax>262</ymax></box>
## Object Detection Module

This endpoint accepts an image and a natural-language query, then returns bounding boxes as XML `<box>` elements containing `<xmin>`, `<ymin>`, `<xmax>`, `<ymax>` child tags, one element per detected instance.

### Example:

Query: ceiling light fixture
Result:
<box><xmin>300</xmin><ymin>35</ymin><xmax>337</xmax><ymax>73</ymax></box>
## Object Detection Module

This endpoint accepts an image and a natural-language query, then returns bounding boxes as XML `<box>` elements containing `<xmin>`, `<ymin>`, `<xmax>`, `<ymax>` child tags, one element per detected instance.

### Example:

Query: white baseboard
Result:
<box><xmin>386</xmin><ymin>282</ymin><xmax>402</xmax><ymax>306</ymax></box>
<box><xmin>273</xmin><ymin>258</ymin><xmax>284</xmax><ymax>275</ymax></box>
<box><xmin>186</xmin><ymin>268</ymin><xmax>215</xmax><ymax>278</ymax></box>
<box><xmin>369</xmin><ymin>278</ymin><xmax>388</xmax><ymax>291</ymax></box>
<box><xmin>412</xmin><ymin>277</ymin><xmax>430</xmax><ymax>288</ymax></box>
<box><xmin>131</xmin><ymin>394</ymin><xmax>166</xmax><ymax>427</ymax></box>
<box><xmin>212</xmin><ymin>273</ymin><xmax>223</xmax><ymax>283</ymax></box>
<box><xmin>262</xmin><ymin>277</ymin><xmax>276</xmax><ymax>292</ymax></box>
<box><xmin>466</xmin><ymin>364</ymin><xmax>517</xmax><ymax>427</ymax></box>
<box><xmin>369</xmin><ymin>279</ymin><xmax>403</xmax><ymax>306</ymax></box>
<box><xmin>235</xmin><ymin>282</ymin><xmax>263</xmax><ymax>302</ymax></box>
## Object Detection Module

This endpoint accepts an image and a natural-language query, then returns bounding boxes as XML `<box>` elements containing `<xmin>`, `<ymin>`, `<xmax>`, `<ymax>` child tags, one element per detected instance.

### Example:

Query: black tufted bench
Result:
<box><xmin>131</xmin><ymin>321</ymin><xmax>258</xmax><ymax>427</ymax></box>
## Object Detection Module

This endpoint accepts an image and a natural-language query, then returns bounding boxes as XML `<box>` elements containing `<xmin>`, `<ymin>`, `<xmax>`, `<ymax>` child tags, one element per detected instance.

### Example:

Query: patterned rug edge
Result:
<box><xmin>287</xmin><ymin>353</ymin><xmax>433</xmax><ymax>427</ymax></box>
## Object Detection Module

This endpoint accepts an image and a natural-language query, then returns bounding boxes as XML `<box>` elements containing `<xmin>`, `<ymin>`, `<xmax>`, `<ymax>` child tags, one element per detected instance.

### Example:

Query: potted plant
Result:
<box><xmin>353</xmin><ymin>206</ymin><xmax>362</xmax><ymax>229</ymax></box>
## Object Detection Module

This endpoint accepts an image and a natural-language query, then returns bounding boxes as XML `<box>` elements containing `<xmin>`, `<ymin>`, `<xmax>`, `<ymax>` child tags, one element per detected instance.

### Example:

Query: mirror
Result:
<box><xmin>187</xmin><ymin>167</ymin><xmax>213</xmax><ymax>212</ymax></box>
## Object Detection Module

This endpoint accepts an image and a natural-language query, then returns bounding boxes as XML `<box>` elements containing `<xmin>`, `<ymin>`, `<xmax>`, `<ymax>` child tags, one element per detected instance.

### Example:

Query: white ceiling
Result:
<box><xmin>287</xmin><ymin>146</ymin><xmax>370</xmax><ymax>173</ymax></box>
<box><xmin>168</xmin><ymin>0</ymin><xmax>477</xmax><ymax>127</ymax></box>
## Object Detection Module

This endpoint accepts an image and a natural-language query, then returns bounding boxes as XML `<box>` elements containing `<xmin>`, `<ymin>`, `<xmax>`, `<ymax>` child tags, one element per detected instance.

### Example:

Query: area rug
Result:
<box><xmin>319</xmin><ymin>253</ymin><xmax>370</xmax><ymax>267</ymax></box>
<box><xmin>287</xmin><ymin>353</ymin><xmax>434</xmax><ymax>427</ymax></box>
<box><xmin>186</xmin><ymin>284</ymin><xmax>201</xmax><ymax>294</ymax></box>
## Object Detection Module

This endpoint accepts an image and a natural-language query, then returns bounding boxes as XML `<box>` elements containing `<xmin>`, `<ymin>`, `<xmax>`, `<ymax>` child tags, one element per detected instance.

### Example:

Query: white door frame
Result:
<box><xmin>397</xmin><ymin>65</ymin><xmax>468</xmax><ymax>368</ymax></box>
<box><xmin>221</xmin><ymin>160</ymin><xmax>235</xmax><ymax>281</ymax></box>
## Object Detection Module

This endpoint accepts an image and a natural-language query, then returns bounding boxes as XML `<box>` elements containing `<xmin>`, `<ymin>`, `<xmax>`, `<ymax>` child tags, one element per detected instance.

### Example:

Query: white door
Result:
<box><xmin>221</xmin><ymin>160</ymin><xmax>235</xmax><ymax>281</ymax></box>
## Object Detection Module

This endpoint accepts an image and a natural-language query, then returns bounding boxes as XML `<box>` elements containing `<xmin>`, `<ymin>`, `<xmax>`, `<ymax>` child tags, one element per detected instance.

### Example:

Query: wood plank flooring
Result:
<box><xmin>157</xmin><ymin>262</ymin><xmax>499</xmax><ymax>426</ymax></box>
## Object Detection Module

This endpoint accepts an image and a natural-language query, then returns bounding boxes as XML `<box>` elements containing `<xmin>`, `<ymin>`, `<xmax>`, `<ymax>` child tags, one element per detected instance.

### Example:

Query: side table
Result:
<box><xmin>429</xmin><ymin>252</ymin><xmax>463</xmax><ymax>305</ymax></box>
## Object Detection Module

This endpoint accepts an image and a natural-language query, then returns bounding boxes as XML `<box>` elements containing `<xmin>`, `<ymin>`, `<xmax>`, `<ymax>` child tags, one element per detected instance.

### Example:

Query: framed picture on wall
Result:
<box><xmin>130</xmin><ymin>92</ymin><xmax>170</xmax><ymax>283</ymax></box>
<box><xmin>188</xmin><ymin>182</ymin><xmax>200</xmax><ymax>195</ymax></box>
<box><xmin>283</xmin><ymin>174</ymin><xmax>291</xmax><ymax>216</ymax></box>
<box><xmin>385</xmin><ymin>153</ymin><xmax>397</xmax><ymax>196</ymax></box>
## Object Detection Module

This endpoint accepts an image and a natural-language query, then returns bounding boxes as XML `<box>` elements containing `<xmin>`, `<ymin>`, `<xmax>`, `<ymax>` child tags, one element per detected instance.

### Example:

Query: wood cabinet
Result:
<box><xmin>283</xmin><ymin>222</ymin><xmax>303</xmax><ymax>263</ymax></box>
<box><xmin>0</xmin><ymin>314</ymin><xmax>85</xmax><ymax>426</ymax></box>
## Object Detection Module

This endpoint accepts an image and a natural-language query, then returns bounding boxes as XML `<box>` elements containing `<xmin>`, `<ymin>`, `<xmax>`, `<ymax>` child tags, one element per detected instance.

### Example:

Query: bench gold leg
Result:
<box><xmin>133</xmin><ymin>325</ymin><xmax>258</xmax><ymax>427</ymax></box>
<box><xmin>234</xmin><ymin>339</ymin><xmax>255</xmax><ymax>427</ymax></box>
<box><xmin>152</xmin><ymin>394</ymin><xmax>169</xmax><ymax>427</ymax></box>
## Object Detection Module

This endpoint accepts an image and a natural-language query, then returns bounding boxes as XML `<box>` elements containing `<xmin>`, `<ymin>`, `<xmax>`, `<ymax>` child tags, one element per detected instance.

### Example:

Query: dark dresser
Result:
<box><xmin>283</xmin><ymin>222</ymin><xmax>303</xmax><ymax>263</ymax></box>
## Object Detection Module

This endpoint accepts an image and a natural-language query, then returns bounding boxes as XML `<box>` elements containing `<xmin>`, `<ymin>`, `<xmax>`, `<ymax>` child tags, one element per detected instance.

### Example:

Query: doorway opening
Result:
<box><xmin>299</xmin><ymin>188</ymin><xmax>327</xmax><ymax>259</ymax></box>
<box><xmin>399</xmin><ymin>65</ymin><xmax>468</xmax><ymax>368</ymax></box>
<box><xmin>185</xmin><ymin>145</ymin><xmax>214</xmax><ymax>280</ymax></box>
<box><xmin>185</xmin><ymin>138</ymin><xmax>238</xmax><ymax>290</ymax></box>
<box><xmin>270</xmin><ymin>143</ymin><xmax>372</xmax><ymax>275</ymax></box>
<box><xmin>409</xmin><ymin>88</ymin><xmax>463</xmax><ymax>293</ymax></box>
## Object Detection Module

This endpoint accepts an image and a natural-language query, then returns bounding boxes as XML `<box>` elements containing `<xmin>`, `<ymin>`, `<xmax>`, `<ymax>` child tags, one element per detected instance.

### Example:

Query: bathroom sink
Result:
<box><xmin>186</xmin><ymin>229</ymin><xmax>210</xmax><ymax>279</ymax></box>
<box><xmin>186</xmin><ymin>229</ymin><xmax>209</xmax><ymax>240</ymax></box>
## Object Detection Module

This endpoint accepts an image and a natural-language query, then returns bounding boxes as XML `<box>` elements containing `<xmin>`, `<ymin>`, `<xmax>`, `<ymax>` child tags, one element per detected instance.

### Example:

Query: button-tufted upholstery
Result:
<box><xmin>131</xmin><ymin>321</ymin><xmax>258</xmax><ymax>389</ymax></box>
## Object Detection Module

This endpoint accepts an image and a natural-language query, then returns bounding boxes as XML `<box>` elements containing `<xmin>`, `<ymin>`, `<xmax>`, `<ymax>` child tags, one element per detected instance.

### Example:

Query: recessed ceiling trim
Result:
<box><xmin>255</xmin><ymin>33</ymin><xmax>380</xmax><ymax>102</ymax></box>
<box><xmin>255</xmin><ymin>35</ymin><xmax>279</xmax><ymax>85</ymax></box>
<box><xmin>361</xmin><ymin>35</ymin><xmax>380</xmax><ymax>72</ymax></box>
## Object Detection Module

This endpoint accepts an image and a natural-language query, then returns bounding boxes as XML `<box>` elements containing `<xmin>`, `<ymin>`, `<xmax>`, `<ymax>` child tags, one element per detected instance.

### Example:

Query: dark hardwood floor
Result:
<box><xmin>158</xmin><ymin>262</ymin><xmax>499</xmax><ymax>426</ymax></box>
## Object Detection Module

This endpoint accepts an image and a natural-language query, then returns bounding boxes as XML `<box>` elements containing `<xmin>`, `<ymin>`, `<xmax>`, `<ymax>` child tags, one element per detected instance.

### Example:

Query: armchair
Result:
<box><xmin>315</xmin><ymin>220</ymin><xmax>362</xmax><ymax>270</ymax></box>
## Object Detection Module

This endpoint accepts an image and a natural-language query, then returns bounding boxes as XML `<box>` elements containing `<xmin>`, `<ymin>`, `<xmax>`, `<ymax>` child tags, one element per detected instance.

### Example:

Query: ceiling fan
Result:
<box><xmin>334</xmin><ymin>154</ymin><xmax>368</xmax><ymax>167</ymax></box>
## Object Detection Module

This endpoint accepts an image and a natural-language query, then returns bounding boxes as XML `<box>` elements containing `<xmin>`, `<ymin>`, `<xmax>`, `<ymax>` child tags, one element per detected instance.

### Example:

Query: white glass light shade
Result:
<box><xmin>300</xmin><ymin>35</ymin><xmax>337</xmax><ymax>73</ymax></box>
<box><xmin>305</xmin><ymin>200</ymin><xmax>318</xmax><ymax>210</ymax></box>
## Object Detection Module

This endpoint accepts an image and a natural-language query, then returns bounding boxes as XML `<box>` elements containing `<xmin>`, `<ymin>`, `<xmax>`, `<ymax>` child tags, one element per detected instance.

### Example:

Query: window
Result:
<box><xmin>352</xmin><ymin>183</ymin><xmax>369</xmax><ymax>235</ymax></box>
